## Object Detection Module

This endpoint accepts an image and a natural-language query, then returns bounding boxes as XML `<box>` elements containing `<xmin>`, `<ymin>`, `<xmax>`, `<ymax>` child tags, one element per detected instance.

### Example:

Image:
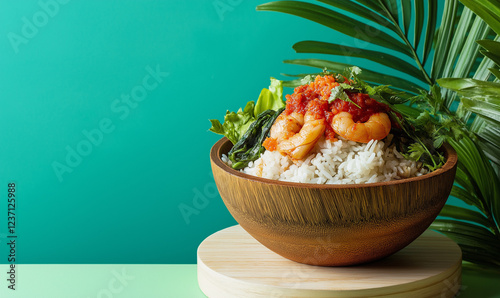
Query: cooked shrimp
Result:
<box><xmin>331</xmin><ymin>112</ymin><xmax>391</xmax><ymax>143</ymax></box>
<box><xmin>270</xmin><ymin>112</ymin><xmax>304</xmax><ymax>142</ymax></box>
<box><xmin>276</xmin><ymin>112</ymin><xmax>326</xmax><ymax>160</ymax></box>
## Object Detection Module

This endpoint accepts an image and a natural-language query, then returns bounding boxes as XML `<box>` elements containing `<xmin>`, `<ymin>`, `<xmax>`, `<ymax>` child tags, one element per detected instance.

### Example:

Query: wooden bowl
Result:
<box><xmin>210</xmin><ymin>138</ymin><xmax>458</xmax><ymax>266</ymax></box>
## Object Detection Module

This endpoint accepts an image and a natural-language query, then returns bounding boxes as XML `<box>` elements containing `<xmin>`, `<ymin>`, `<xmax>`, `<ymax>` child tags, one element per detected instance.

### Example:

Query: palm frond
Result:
<box><xmin>257</xmin><ymin>0</ymin><xmax>435</xmax><ymax>90</ymax></box>
<box><xmin>436</xmin><ymin>6</ymin><xmax>491</xmax><ymax>108</ymax></box>
<box><xmin>461</xmin><ymin>0</ymin><xmax>500</xmax><ymax>36</ymax></box>
<box><xmin>457</xmin><ymin>47</ymin><xmax>498</xmax><ymax>124</ymax></box>
<box><xmin>316</xmin><ymin>0</ymin><xmax>393</xmax><ymax>26</ymax></box>
<box><xmin>440</xmin><ymin>8</ymin><xmax>475</xmax><ymax>79</ymax></box>
<box><xmin>257</xmin><ymin>0</ymin><xmax>486</xmax><ymax>91</ymax></box>
<box><xmin>439</xmin><ymin>205</ymin><xmax>494</xmax><ymax>229</ymax></box>
<box><xmin>439</xmin><ymin>78</ymin><xmax>500</xmax><ymax>122</ymax></box>
<box><xmin>413</xmin><ymin>0</ymin><xmax>424</xmax><ymax>49</ymax></box>
<box><xmin>422</xmin><ymin>0</ymin><xmax>437</xmax><ymax>64</ymax></box>
<box><xmin>257</xmin><ymin>0</ymin><xmax>500</xmax><ymax>268</ymax></box>
<box><xmin>292</xmin><ymin>41</ymin><xmax>427</xmax><ymax>82</ymax></box>
<box><xmin>440</xmin><ymin>131</ymin><xmax>500</xmax><ymax>237</ymax></box>
<box><xmin>430</xmin><ymin>0</ymin><xmax>459</xmax><ymax>80</ymax></box>
<box><xmin>431</xmin><ymin>220</ymin><xmax>500</xmax><ymax>266</ymax></box>
<box><xmin>400</xmin><ymin>0</ymin><xmax>411</xmax><ymax>36</ymax></box>
<box><xmin>450</xmin><ymin>16</ymin><xmax>490</xmax><ymax>82</ymax></box>
<box><xmin>489</xmin><ymin>68</ymin><xmax>500</xmax><ymax>79</ymax></box>
<box><xmin>256</xmin><ymin>1</ymin><xmax>411</xmax><ymax>55</ymax></box>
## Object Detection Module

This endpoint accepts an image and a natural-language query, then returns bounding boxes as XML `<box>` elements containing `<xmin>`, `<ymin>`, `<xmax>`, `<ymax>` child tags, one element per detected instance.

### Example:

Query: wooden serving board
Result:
<box><xmin>197</xmin><ymin>225</ymin><xmax>462</xmax><ymax>298</ymax></box>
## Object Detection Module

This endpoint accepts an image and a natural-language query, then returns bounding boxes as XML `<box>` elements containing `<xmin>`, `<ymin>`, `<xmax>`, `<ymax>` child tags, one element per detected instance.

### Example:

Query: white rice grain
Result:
<box><xmin>237</xmin><ymin>136</ymin><xmax>428</xmax><ymax>184</ymax></box>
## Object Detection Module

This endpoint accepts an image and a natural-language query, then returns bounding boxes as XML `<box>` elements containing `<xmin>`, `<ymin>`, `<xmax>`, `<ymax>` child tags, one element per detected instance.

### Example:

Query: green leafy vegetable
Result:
<box><xmin>228</xmin><ymin>108</ymin><xmax>284</xmax><ymax>169</ymax></box>
<box><xmin>209</xmin><ymin>101</ymin><xmax>255</xmax><ymax>145</ymax></box>
<box><xmin>388</xmin><ymin>109</ymin><xmax>445</xmax><ymax>172</ymax></box>
<box><xmin>209</xmin><ymin>78</ymin><xmax>285</xmax><ymax>145</ymax></box>
<box><xmin>254</xmin><ymin>77</ymin><xmax>286</xmax><ymax>117</ymax></box>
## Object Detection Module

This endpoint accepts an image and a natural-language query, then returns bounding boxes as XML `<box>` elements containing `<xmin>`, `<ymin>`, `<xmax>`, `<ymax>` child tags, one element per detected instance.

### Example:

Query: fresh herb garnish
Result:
<box><xmin>388</xmin><ymin>110</ymin><xmax>445</xmax><ymax>171</ymax></box>
<box><xmin>300</xmin><ymin>74</ymin><xmax>315</xmax><ymax>85</ymax></box>
<box><xmin>328</xmin><ymin>84</ymin><xmax>362</xmax><ymax>109</ymax></box>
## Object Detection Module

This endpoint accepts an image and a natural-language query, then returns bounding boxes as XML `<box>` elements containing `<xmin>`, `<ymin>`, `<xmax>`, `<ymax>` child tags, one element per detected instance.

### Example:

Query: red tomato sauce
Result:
<box><xmin>263</xmin><ymin>75</ymin><xmax>393</xmax><ymax>151</ymax></box>
<box><xmin>283</xmin><ymin>75</ymin><xmax>391</xmax><ymax>140</ymax></box>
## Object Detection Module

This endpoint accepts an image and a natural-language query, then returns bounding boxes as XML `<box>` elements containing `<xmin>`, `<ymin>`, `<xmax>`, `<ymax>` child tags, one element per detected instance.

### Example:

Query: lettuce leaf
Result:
<box><xmin>209</xmin><ymin>101</ymin><xmax>255</xmax><ymax>144</ymax></box>
<box><xmin>254</xmin><ymin>77</ymin><xmax>286</xmax><ymax>117</ymax></box>
<box><xmin>209</xmin><ymin>78</ymin><xmax>285</xmax><ymax>145</ymax></box>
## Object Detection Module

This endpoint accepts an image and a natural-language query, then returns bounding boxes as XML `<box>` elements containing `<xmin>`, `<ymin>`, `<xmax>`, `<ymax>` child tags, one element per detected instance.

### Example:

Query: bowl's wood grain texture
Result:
<box><xmin>211</xmin><ymin>138</ymin><xmax>458</xmax><ymax>266</ymax></box>
<box><xmin>198</xmin><ymin>225</ymin><xmax>462</xmax><ymax>298</ymax></box>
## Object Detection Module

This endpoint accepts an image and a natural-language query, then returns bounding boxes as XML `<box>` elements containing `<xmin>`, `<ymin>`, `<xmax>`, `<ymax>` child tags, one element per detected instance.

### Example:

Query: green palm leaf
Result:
<box><xmin>354</xmin><ymin>0</ymin><xmax>385</xmax><ymax>14</ymax></box>
<box><xmin>431</xmin><ymin>220</ymin><xmax>500</xmax><ymax>266</ymax></box>
<box><xmin>422</xmin><ymin>0</ymin><xmax>437</xmax><ymax>64</ymax></box>
<box><xmin>461</xmin><ymin>0</ymin><xmax>500</xmax><ymax>35</ymax></box>
<box><xmin>457</xmin><ymin>51</ymin><xmax>497</xmax><ymax>124</ymax></box>
<box><xmin>315</xmin><ymin>0</ymin><xmax>394</xmax><ymax>27</ymax></box>
<box><xmin>256</xmin><ymin>1</ymin><xmax>411</xmax><ymax>56</ymax></box>
<box><xmin>489</xmin><ymin>67</ymin><xmax>500</xmax><ymax>79</ymax></box>
<box><xmin>478</xmin><ymin>39</ymin><xmax>500</xmax><ymax>58</ymax></box>
<box><xmin>440</xmin><ymin>8</ymin><xmax>475</xmax><ymax>79</ymax></box>
<box><xmin>481</xmin><ymin>49</ymin><xmax>500</xmax><ymax>67</ymax></box>
<box><xmin>476</xmin><ymin>135</ymin><xmax>500</xmax><ymax>168</ymax></box>
<box><xmin>470</xmin><ymin>116</ymin><xmax>500</xmax><ymax>166</ymax></box>
<box><xmin>439</xmin><ymin>205</ymin><xmax>493</xmax><ymax>229</ymax></box>
<box><xmin>450</xmin><ymin>185</ymin><xmax>483</xmax><ymax>210</ymax></box>
<box><xmin>432</xmin><ymin>7</ymin><xmax>490</xmax><ymax>108</ymax></box>
<box><xmin>431</xmin><ymin>219</ymin><xmax>500</xmax><ymax>248</ymax></box>
<box><xmin>400</xmin><ymin>0</ymin><xmax>411</xmax><ymax>36</ymax></box>
<box><xmin>380</xmin><ymin>0</ymin><xmax>399</xmax><ymax>24</ymax></box>
<box><xmin>413</xmin><ymin>0</ymin><xmax>424</xmax><ymax>50</ymax></box>
<box><xmin>446</xmin><ymin>135</ymin><xmax>500</xmax><ymax>232</ymax></box>
<box><xmin>430</xmin><ymin>0</ymin><xmax>459</xmax><ymax>79</ymax></box>
<box><xmin>439</xmin><ymin>78</ymin><xmax>500</xmax><ymax>122</ymax></box>
<box><xmin>257</xmin><ymin>0</ymin><xmax>500</xmax><ymax>268</ymax></box>
<box><xmin>462</xmin><ymin>96</ymin><xmax>500</xmax><ymax>122</ymax></box>
<box><xmin>292</xmin><ymin>41</ymin><xmax>427</xmax><ymax>82</ymax></box>
<box><xmin>450</xmin><ymin>17</ymin><xmax>490</xmax><ymax>84</ymax></box>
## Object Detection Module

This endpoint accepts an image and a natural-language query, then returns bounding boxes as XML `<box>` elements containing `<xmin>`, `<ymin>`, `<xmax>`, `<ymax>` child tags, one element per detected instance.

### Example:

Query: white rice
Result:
<box><xmin>225</xmin><ymin>135</ymin><xmax>428</xmax><ymax>184</ymax></box>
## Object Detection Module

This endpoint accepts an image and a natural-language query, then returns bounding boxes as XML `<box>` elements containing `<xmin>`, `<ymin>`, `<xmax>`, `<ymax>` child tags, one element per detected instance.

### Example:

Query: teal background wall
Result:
<box><xmin>0</xmin><ymin>0</ymin><xmax>447</xmax><ymax>264</ymax></box>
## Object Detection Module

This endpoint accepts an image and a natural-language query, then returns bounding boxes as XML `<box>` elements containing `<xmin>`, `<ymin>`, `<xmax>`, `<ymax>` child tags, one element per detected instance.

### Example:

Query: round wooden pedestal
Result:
<box><xmin>197</xmin><ymin>225</ymin><xmax>462</xmax><ymax>297</ymax></box>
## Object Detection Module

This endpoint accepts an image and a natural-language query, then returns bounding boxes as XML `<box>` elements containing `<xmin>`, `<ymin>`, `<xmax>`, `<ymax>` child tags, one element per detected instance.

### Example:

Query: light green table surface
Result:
<box><xmin>0</xmin><ymin>264</ymin><xmax>499</xmax><ymax>297</ymax></box>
